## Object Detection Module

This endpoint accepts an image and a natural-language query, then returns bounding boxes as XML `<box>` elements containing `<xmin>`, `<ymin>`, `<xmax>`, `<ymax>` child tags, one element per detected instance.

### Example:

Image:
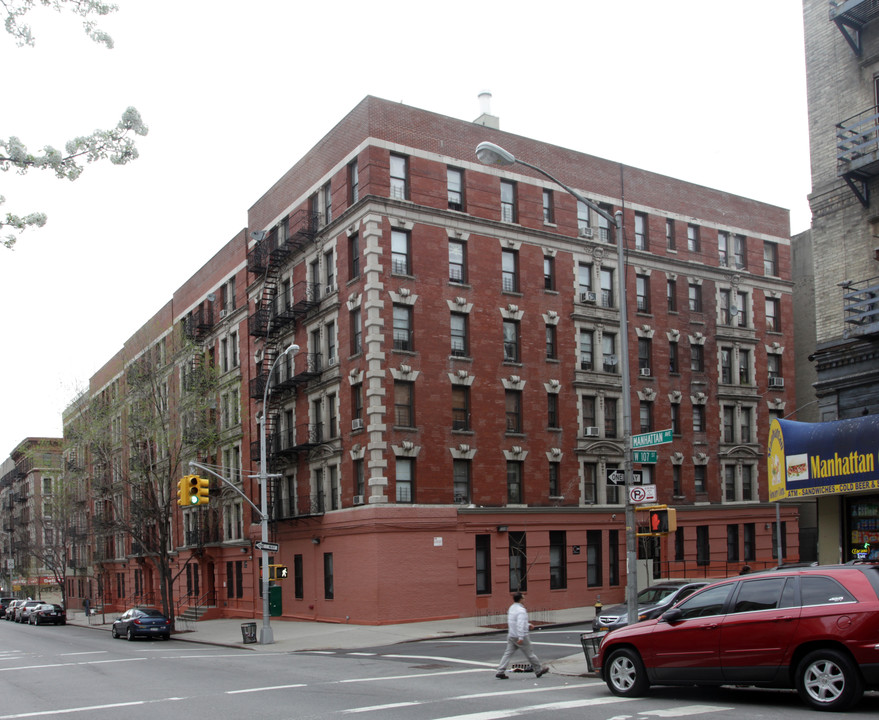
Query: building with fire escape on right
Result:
<box><xmin>795</xmin><ymin>0</ymin><xmax>879</xmax><ymax>564</ymax></box>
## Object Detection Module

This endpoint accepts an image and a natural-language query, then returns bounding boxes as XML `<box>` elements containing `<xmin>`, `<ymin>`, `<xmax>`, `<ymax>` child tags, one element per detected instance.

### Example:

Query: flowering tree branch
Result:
<box><xmin>2</xmin><ymin>0</ymin><xmax>117</xmax><ymax>48</ymax></box>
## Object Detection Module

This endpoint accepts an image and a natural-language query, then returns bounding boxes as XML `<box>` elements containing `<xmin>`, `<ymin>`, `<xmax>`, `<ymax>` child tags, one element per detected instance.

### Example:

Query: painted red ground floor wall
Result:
<box><xmin>76</xmin><ymin>503</ymin><xmax>799</xmax><ymax>624</ymax></box>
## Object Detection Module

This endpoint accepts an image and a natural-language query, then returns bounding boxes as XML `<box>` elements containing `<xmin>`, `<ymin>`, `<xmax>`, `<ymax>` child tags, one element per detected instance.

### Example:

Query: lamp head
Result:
<box><xmin>251</xmin><ymin>230</ymin><xmax>267</xmax><ymax>242</ymax></box>
<box><xmin>283</xmin><ymin>343</ymin><xmax>300</xmax><ymax>355</ymax></box>
<box><xmin>476</xmin><ymin>141</ymin><xmax>516</xmax><ymax>167</ymax></box>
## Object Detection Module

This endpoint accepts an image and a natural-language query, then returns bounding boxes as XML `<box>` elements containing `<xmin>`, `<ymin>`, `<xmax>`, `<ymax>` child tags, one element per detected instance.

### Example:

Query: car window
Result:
<box><xmin>675</xmin><ymin>583</ymin><xmax>734</xmax><ymax>619</ymax></box>
<box><xmin>801</xmin><ymin>575</ymin><xmax>856</xmax><ymax>606</ymax></box>
<box><xmin>676</xmin><ymin>585</ymin><xmax>703</xmax><ymax>603</ymax></box>
<box><xmin>731</xmin><ymin>577</ymin><xmax>788</xmax><ymax>613</ymax></box>
<box><xmin>638</xmin><ymin>586</ymin><xmax>679</xmax><ymax>604</ymax></box>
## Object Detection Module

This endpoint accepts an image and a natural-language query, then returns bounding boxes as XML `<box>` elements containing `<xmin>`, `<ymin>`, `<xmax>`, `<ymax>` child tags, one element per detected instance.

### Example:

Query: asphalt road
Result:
<box><xmin>1</xmin><ymin>619</ymin><xmax>878</xmax><ymax>719</ymax></box>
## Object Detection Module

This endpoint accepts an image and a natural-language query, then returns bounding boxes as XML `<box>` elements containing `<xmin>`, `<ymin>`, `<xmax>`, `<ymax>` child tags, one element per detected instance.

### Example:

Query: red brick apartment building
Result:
<box><xmin>61</xmin><ymin>96</ymin><xmax>797</xmax><ymax>625</ymax></box>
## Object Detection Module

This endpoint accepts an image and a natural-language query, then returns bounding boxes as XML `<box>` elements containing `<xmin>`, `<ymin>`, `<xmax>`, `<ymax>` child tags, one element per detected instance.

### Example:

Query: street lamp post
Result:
<box><xmin>475</xmin><ymin>142</ymin><xmax>639</xmax><ymax>625</ymax></box>
<box><xmin>257</xmin><ymin>342</ymin><xmax>299</xmax><ymax>644</ymax></box>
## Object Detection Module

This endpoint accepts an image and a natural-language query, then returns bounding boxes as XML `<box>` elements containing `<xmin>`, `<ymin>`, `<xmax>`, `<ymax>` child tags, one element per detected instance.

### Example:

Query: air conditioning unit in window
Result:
<box><xmin>219</xmin><ymin>308</ymin><xmax>228</xmax><ymax>319</ymax></box>
<box><xmin>579</xmin><ymin>227</ymin><xmax>594</xmax><ymax>238</ymax></box>
<box><xmin>351</xmin><ymin>418</ymin><xmax>364</xmax><ymax>431</ymax></box>
<box><xmin>640</xmin><ymin>367</ymin><xmax>651</xmax><ymax>377</ymax></box>
<box><xmin>584</xmin><ymin>426</ymin><xmax>600</xmax><ymax>437</ymax></box>
<box><xmin>580</xmin><ymin>291</ymin><xmax>597</xmax><ymax>304</ymax></box>
<box><xmin>769</xmin><ymin>377</ymin><xmax>785</xmax><ymax>388</ymax></box>
<box><xmin>324</xmin><ymin>284</ymin><xmax>337</xmax><ymax>296</ymax></box>
<box><xmin>353</xmin><ymin>495</ymin><xmax>364</xmax><ymax>506</ymax></box>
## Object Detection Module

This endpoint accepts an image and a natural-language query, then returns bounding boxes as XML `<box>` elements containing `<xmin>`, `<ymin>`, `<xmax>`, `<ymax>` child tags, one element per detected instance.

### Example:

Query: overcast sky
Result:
<box><xmin>0</xmin><ymin>0</ymin><xmax>811</xmax><ymax>457</ymax></box>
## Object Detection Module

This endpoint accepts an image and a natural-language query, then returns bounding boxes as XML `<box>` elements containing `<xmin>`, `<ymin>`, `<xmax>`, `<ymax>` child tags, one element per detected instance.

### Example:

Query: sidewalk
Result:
<box><xmin>67</xmin><ymin>606</ymin><xmax>598</xmax><ymax>677</ymax></box>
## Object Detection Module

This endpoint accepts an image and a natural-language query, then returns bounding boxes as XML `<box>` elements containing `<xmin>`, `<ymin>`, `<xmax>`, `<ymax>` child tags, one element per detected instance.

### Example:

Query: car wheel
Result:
<box><xmin>111</xmin><ymin>626</ymin><xmax>119</xmax><ymax>639</ymax></box>
<box><xmin>161</xmin><ymin>634</ymin><xmax>171</xmax><ymax>641</ymax></box>
<box><xmin>795</xmin><ymin>649</ymin><xmax>864</xmax><ymax>712</ymax></box>
<box><xmin>605</xmin><ymin>648</ymin><xmax>650</xmax><ymax>697</ymax></box>
<box><xmin>127</xmin><ymin>627</ymin><xmax>135</xmax><ymax>641</ymax></box>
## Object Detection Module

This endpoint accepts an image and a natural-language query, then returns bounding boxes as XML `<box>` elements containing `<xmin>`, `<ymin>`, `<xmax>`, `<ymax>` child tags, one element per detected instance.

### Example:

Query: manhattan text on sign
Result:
<box><xmin>632</xmin><ymin>429</ymin><xmax>673</xmax><ymax>449</ymax></box>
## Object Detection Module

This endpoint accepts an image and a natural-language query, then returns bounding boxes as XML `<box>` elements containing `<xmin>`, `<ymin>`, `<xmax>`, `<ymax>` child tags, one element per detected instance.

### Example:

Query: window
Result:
<box><xmin>693</xmin><ymin>404</ymin><xmax>705</xmax><ymax>432</ymax></box>
<box><xmin>449</xmin><ymin>239</ymin><xmax>466</xmax><ymax>283</ymax></box>
<box><xmin>733</xmin><ymin>234</ymin><xmax>747</xmax><ymax>269</ymax></box>
<box><xmin>605</xmin><ymin>397</ymin><xmax>618</xmax><ymax>438</ymax></box>
<box><xmin>688</xmin><ymin>283</ymin><xmax>702</xmax><ymax>312</ymax></box>
<box><xmin>744</xmin><ymin>523</ymin><xmax>755</xmax><ymax>561</ymax></box>
<box><xmin>694</xmin><ymin>465</ymin><xmax>706</xmax><ymax>493</ymax></box>
<box><xmin>723</xmin><ymin>405</ymin><xmax>735</xmax><ymax>442</ymax></box>
<box><xmin>740</xmin><ymin>407</ymin><xmax>753</xmax><ymax>444</ymax></box>
<box><xmin>509</xmin><ymin>531</ymin><xmax>527</xmax><ymax>590</ymax></box>
<box><xmin>505</xmin><ymin>390</ymin><xmax>522</xmax><ymax>433</ymax></box>
<box><xmin>669</xmin><ymin>341</ymin><xmax>679</xmax><ymax>373</ymax></box>
<box><xmin>546</xmin><ymin>325</ymin><xmax>557</xmax><ymax>360</ymax></box>
<box><xmin>673</xmin><ymin>465</ymin><xmax>682</xmax><ymax>495</ymax></box>
<box><xmin>727</xmin><ymin>524</ymin><xmax>739</xmax><ymax>562</ymax></box>
<box><xmin>634</xmin><ymin>212</ymin><xmax>647</xmax><ymax>250</ymax></box>
<box><xmin>447</xmin><ymin>167</ymin><xmax>463</xmax><ymax>210</ymax></box>
<box><xmin>349</xmin><ymin>233</ymin><xmax>360</xmax><ymax>280</ymax></box>
<box><xmin>549</xmin><ymin>531</ymin><xmax>567</xmax><ymax>589</ymax></box>
<box><xmin>587</xmin><ymin>530</ymin><xmax>602</xmax><ymax>587</ymax></box>
<box><xmin>583</xmin><ymin>462</ymin><xmax>597</xmax><ymax>504</ymax></box>
<box><xmin>451</xmin><ymin>313</ymin><xmax>468</xmax><ymax>356</ymax></box>
<box><xmin>500</xmin><ymin>180</ymin><xmax>517</xmax><ymax>222</ymax></box>
<box><xmin>766</xmin><ymin>297</ymin><xmax>780</xmax><ymax>332</ymax></box>
<box><xmin>475</xmin><ymin>534</ymin><xmax>491</xmax><ymax>594</ymax></box>
<box><xmin>544</xmin><ymin>255</ymin><xmax>555</xmax><ymax>291</ymax></box>
<box><xmin>578</xmin><ymin>262</ymin><xmax>593</xmax><ymax>295</ymax></box>
<box><xmin>323</xmin><ymin>553</ymin><xmax>334</xmax><ymax>599</ymax></box>
<box><xmin>322</xmin><ymin>181</ymin><xmax>332</xmax><ymax>225</ymax></box>
<box><xmin>764</xmin><ymin>241</ymin><xmax>778</xmax><ymax>276</ymax></box>
<box><xmin>720</xmin><ymin>288</ymin><xmax>733</xmax><ymax>325</ymax></box>
<box><xmin>351</xmin><ymin>308</ymin><xmax>362</xmax><ymax>355</ymax></box>
<box><xmin>293</xmin><ymin>555</ymin><xmax>303</xmax><ymax>599</ymax></box>
<box><xmin>721</xmin><ymin>347</ymin><xmax>733</xmax><ymax>384</ymax></box>
<box><xmin>547</xmin><ymin>392</ymin><xmax>559</xmax><ymax>428</ymax></box>
<box><xmin>394</xmin><ymin>381</ymin><xmax>414</xmax><ymax>427</ymax></box>
<box><xmin>772</xmin><ymin>521</ymin><xmax>788</xmax><ymax>561</ymax></box>
<box><xmin>452</xmin><ymin>386</ymin><xmax>470</xmax><ymax>431</ymax></box>
<box><xmin>354</xmin><ymin>458</ymin><xmax>364</xmax><ymax>496</ymax></box>
<box><xmin>739</xmin><ymin>348</ymin><xmax>751</xmax><ymax>385</ymax></box>
<box><xmin>326</xmin><ymin>321</ymin><xmax>336</xmax><ymax>366</ymax></box>
<box><xmin>393</xmin><ymin>305</ymin><xmax>413</xmax><ymax>351</ymax></box>
<box><xmin>549</xmin><ymin>461</ymin><xmax>560</xmax><ymax>496</ymax></box>
<box><xmin>718</xmin><ymin>231</ymin><xmax>729</xmax><ymax>266</ymax></box>
<box><xmin>454</xmin><ymin>459</ymin><xmax>471</xmax><ymax>504</ymax></box>
<box><xmin>695</xmin><ymin>526</ymin><xmax>711</xmax><ymax>567</ymax></box>
<box><xmin>639</xmin><ymin>401</ymin><xmax>653</xmax><ymax>433</ymax></box>
<box><xmin>691</xmin><ymin>343</ymin><xmax>704</xmax><ymax>372</ymax></box>
<box><xmin>503</xmin><ymin>320</ymin><xmax>520</xmax><ymax>363</ymax></box>
<box><xmin>579</xmin><ymin>329</ymin><xmax>594</xmax><ymax>370</ymax></box>
<box><xmin>667</xmin><ymin>278</ymin><xmax>677</xmax><ymax>312</ymax></box>
<box><xmin>542</xmin><ymin>189</ymin><xmax>554</xmax><ymax>223</ymax></box>
<box><xmin>636</xmin><ymin>274</ymin><xmax>650</xmax><ymax>312</ymax></box>
<box><xmin>577</xmin><ymin>200</ymin><xmax>590</xmax><ymax>232</ymax></box>
<box><xmin>327</xmin><ymin>392</ymin><xmax>337</xmax><ymax>439</ymax></box>
<box><xmin>742</xmin><ymin>464</ymin><xmax>754</xmax><ymax>499</ymax></box>
<box><xmin>724</xmin><ymin>466</ymin><xmax>737</xmax><ymax>501</ymax></box>
<box><xmin>507</xmin><ymin>462</ymin><xmax>523</xmax><ymax>504</ymax></box>
<box><xmin>768</xmin><ymin>354</ymin><xmax>782</xmax><ymax>382</ymax></box>
<box><xmin>687</xmin><ymin>224</ymin><xmax>700</xmax><ymax>252</ymax></box>
<box><xmin>609</xmin><ymin>529</ymin><xmax>620</xmax><ymax>585</ymax></box>
<box><xmin>600</xmin><ymin>268</ymin><xmax>615</xmax><ymax>308</ymax></box>
<box><xmin>666</xmin><ymin>219</ymin><xmax>676</xmax><ymax>250</ymax></box>
<box><xmin>396</xmin><ymin>457</ymin><xmax>413</xmax><ymax>503</ymax></box>
<box><xmin>671</xmin><ymin>403</ymin><xmax>680</xmax><ymax>434</ymax></box>
<box><xmin>736</xmin><ymin>290</ymin><xmax>748</xmax><ymax>327</ymax></box>
<box><xmin>230</xmin><ymin>331</ymin><xmax>239</xmax><ymax>367</ymax></box>
<box><xmin>348</xmin><ymin>160</ymin><xmax>359</xmax><ymax>204</ymax></box>
<box><xmin>390</xmin><ymin>154</ymin><xmax>408</xmax><ymax>200</ymax></box>
<box><xmin>582</xmin><ymin>394</ymin><xmax>596</xmax><ymax>428</ymax></box>
<box><xmin>598</xmin><ymin>203</ymin><xmax>613</xmax><ymax>242</ymax></box>
<box><xmin>391</xmin><ymin>229</ymin><xmax>411</xmax><ymax>275</ymax></box>
<box><xmin>602</xmin><ymin>333</ymin><xmax>617</xmax><ymax>373</ymax></box>
<box><xmin>501</xmin><ymin>249</ymin><xmax>518</xmax><ymax>292</ymax></box>
<box><xmin>638</xmin><ymin>337</ymin><xmax>652</xmax><ymax>373</ymax></box>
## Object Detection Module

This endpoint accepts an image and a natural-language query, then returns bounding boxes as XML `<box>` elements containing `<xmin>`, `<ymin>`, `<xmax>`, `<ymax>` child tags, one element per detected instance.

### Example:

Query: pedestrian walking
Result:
<box><xmin>495</xmin><ymin>592</ymin><xmax>548</xmax><ymax>679</ymax></box>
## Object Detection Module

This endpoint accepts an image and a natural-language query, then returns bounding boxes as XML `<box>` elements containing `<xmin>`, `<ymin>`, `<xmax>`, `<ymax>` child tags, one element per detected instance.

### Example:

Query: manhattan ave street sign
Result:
<box><xmin>632</xmin><ymin>428</ymin><xmax>673</xmax><ymax>449</ymax></box>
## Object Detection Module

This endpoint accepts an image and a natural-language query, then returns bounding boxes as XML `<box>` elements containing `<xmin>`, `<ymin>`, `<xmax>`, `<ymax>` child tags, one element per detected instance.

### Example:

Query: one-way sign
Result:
<box><xmin>606</xmin><ymin>469</ymin><xmax>643</xmax><ymax>485</ymax></box>
<box><xmin>255</xmin><ymin>541</ymin><xmax>279</xmax><ymax>552</ymax></box>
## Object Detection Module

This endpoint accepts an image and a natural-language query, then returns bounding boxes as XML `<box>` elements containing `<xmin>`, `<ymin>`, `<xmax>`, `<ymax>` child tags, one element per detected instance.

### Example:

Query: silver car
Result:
<box><xmin>592</xmin><ymin>581</ymin><xmax>707</xmax><ymax>632</ymax></box>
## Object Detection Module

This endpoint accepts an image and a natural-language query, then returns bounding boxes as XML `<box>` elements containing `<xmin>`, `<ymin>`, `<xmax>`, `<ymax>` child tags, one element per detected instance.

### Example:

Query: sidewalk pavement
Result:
<box><xmin>67</xmin><ymin>606</ymin><xmax>599</xmax><ymax>677</ymax></box>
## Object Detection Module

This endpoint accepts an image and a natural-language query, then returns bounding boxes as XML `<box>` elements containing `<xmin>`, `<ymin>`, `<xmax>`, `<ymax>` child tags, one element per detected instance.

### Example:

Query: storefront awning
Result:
<box><xmin>768</xmin><ymin>416</ymin><xmax>879</xmax><ymax>501</ymax></box>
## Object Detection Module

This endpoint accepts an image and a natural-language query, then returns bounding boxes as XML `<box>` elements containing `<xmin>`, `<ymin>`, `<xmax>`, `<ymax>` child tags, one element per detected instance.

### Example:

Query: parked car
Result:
<box><xmin>592</xmin><ymin>581</ymin><xmax>708</xmax><ymax>632</ymax></box>
<box><xmin>594</xmin><ymin>564</ymin><xmax>879</xmax><ymax>711</ymax></box>
<box><xmin>111</xmin><ymin>608</ymin><xmax>171</xmax><ymax>641</ymax></box>
<box><xmin>0</xmin><ymin>597</ymin><xmax>15</xmax><ymax>619</ymax></box>
<box><xmin>3</xmin><ymin>599</ymin><xmax>21</xmax><ymax>620</ymax></box>
<box><xmin>28</xmin><ymin>603</ymin><xmax>66</xmax><ymax>625</ymax></box>
<box><xmin>15</xmin><ymin>600</ymin><xmax>43</xmax><ymax>624</ymax></box>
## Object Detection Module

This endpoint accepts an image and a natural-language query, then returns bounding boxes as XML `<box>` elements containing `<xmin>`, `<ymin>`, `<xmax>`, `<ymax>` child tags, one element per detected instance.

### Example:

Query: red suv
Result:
<box><xmin>593</xmin><ymin>564</ymin><xmax>879</xmax><ymax>711</ymax></box>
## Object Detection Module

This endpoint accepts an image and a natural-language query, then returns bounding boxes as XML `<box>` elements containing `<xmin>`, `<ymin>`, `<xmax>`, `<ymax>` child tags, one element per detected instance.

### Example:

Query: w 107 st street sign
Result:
<box><xmin>632</xmin><ymin>428</ymin><xmax>673</xmax><ymax>449</ymax></box>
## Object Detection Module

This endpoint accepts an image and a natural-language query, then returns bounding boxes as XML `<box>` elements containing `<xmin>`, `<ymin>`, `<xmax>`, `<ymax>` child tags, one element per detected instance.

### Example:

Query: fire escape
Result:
<box><xmin>247</xmin><ymin>209</ymin><xmax>324</xmax><ymax>519</ymax></box>
<box><xmin>833</xmin><ymin>1</ymin><xmax>879</xmax><ymax>205</ymax></box>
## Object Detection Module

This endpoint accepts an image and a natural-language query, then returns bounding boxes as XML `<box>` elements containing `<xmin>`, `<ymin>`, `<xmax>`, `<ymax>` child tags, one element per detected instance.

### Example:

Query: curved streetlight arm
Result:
<box><xmin>188</xmin><ymin>460</ymin><xmax>262</xmax><ymax>518</ymax></box>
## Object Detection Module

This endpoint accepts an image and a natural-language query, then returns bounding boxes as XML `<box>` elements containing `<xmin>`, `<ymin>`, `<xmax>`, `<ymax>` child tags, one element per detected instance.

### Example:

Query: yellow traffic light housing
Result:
<box><xmin>177</xmin><ymin>475</ymin><xmax>209</xmax><ymax>506</ymax></box>
<box><xmin>177</xmin><ymin>476</ymin><xmax>189</xmax><ymax>507</ymax></box>
<box><xmin>267</xmin><ymin>564</ymin><xmax>288</xmax><ymax>581</ymax></box>
<box><xmin>195</xmin><ymin>475</ymin><xmax>210</xmax><ymax>505</ymax></box>
<box><xmin>647</xmin><ymin>507</ymin><xmax>677</xmax><ymax>534</ymax></box>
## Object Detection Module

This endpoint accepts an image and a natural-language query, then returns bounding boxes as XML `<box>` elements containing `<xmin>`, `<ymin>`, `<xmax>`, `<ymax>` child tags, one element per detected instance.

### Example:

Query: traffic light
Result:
<box><xmin>648</xmin><ymin>507</ymin><xmax>677</xmax><ymax>534</ymax></box>
<box><xmin>267</xmin><ymin>564</ymin><xmax>288</xmax><ymax>581</ymax></box>
<box><xmin>177</xmin><ymin>477</ymin><xmax>189</xmax><ymax>507</ymax></box>
<box><xmin>194</xmin><ymin>475</ymin><xmax>210</xmax><ymax>505</ymax></box>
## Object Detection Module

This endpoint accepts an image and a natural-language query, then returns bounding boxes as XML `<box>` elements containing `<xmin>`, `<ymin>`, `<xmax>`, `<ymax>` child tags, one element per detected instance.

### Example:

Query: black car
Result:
<box><xmin>0</xmin><ymin>597</ymin><xmax>15</xmax><ymax>618</ymax></box>
<box><xmin>111</xmin><ymin>608</ymin><xmax>171</xmax><ymax>640</ymax></box>
<box><xmin>592</xmin><ymin>581</ymin><xmax>708</xmax><ymax>632</ymax></box>
<box><xmin>28</xmin><ymin>603</ymin><xmax>66</xmax><ymax>625</ymax></box>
